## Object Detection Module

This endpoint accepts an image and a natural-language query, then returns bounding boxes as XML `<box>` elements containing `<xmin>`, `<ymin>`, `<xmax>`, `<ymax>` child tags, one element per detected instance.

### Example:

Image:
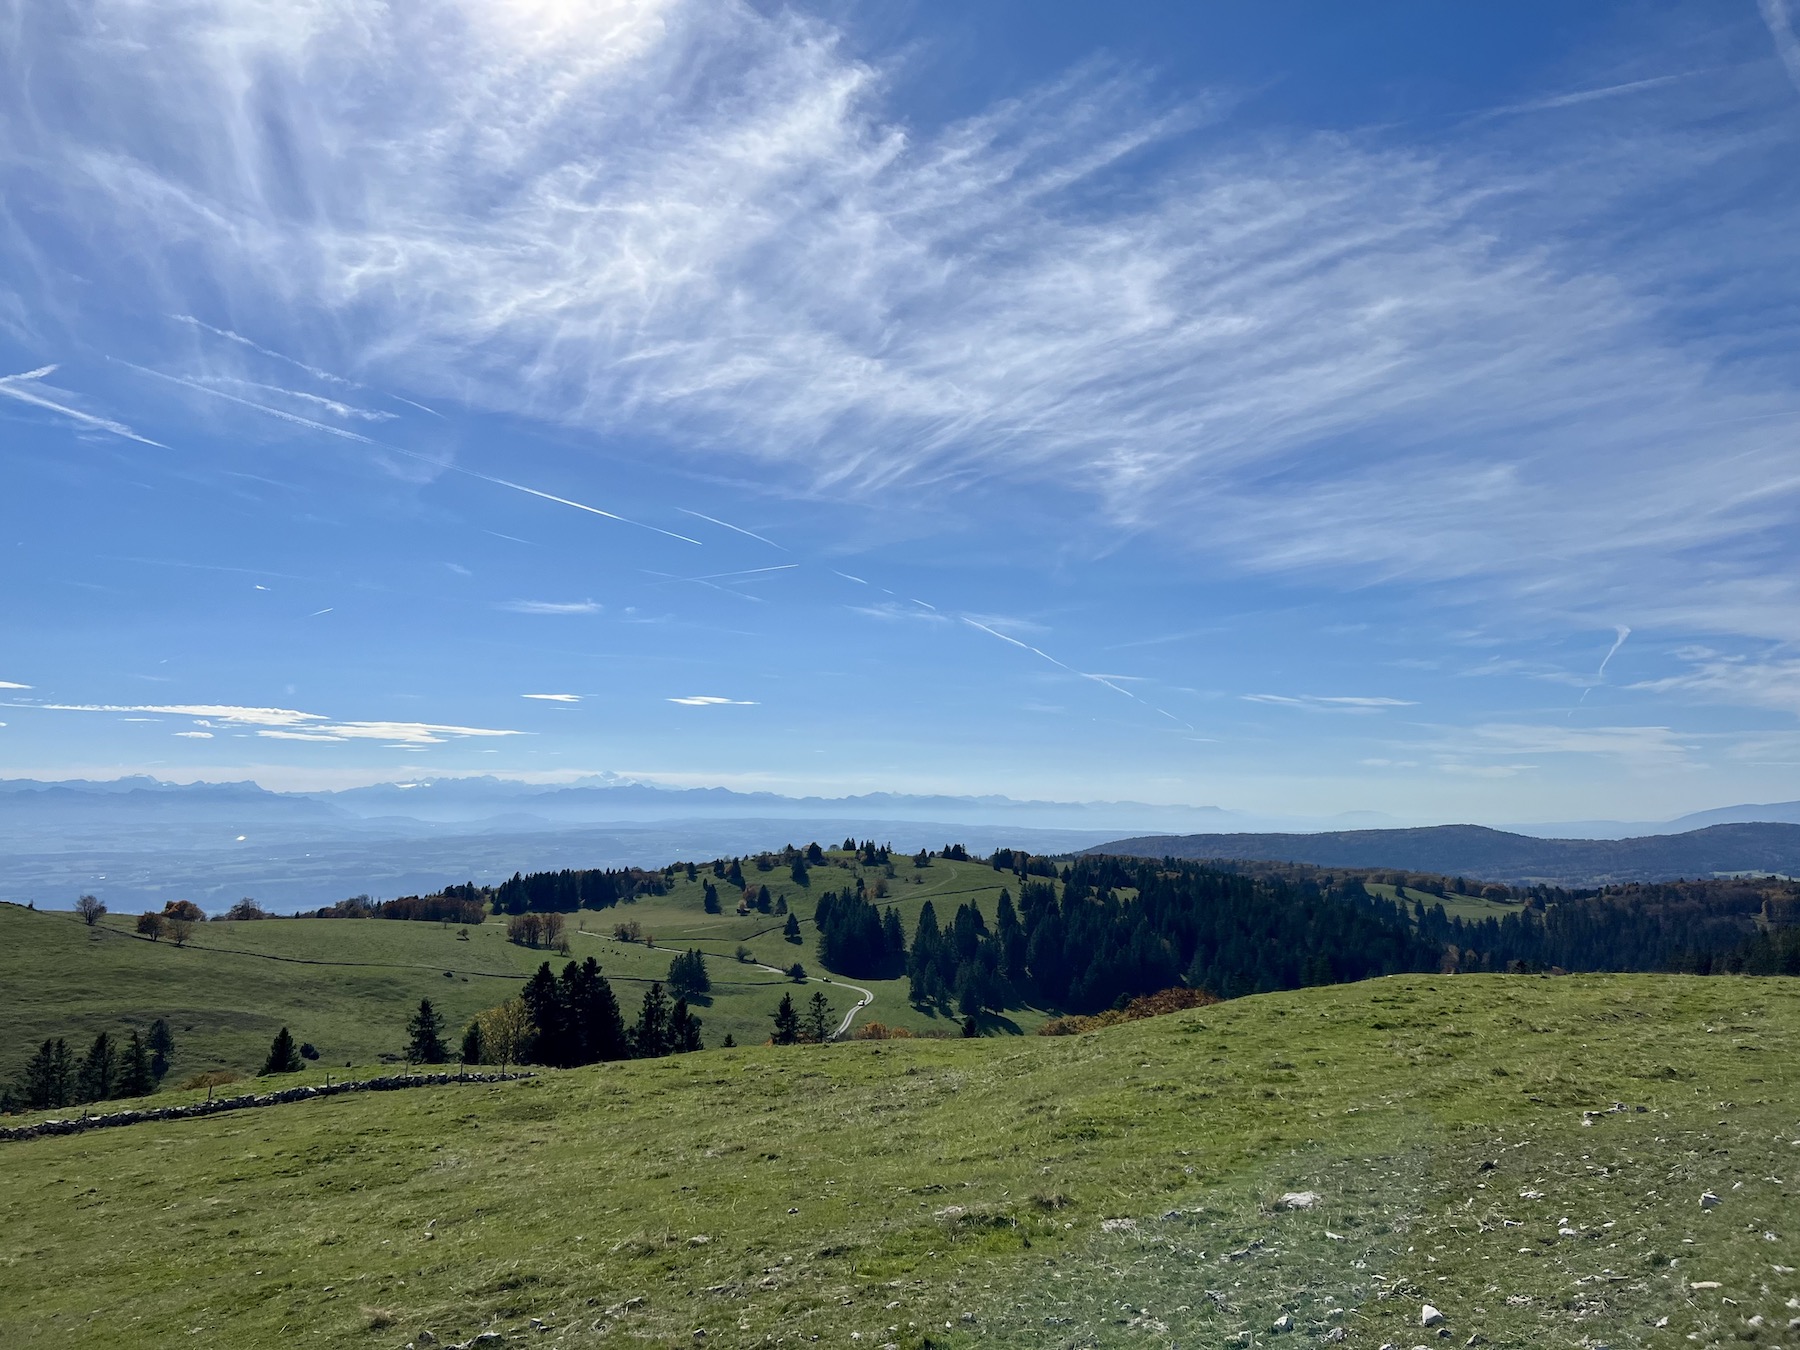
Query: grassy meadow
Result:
<box><xmin>1</xmin><ymin>973</ymin><xmax>1796</xmax><ymax>1348</ymax></box>
<box><xmin>0</xmin><ymin>854</ymin><xmax>1043</xmax><ymax>1086</ymax></box>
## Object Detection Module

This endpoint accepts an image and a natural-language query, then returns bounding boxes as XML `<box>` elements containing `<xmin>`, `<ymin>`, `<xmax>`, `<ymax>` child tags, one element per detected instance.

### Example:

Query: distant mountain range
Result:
<box><xmin>4</xmin><ymin>774</ymin><xmax>1800</xmax><ymax>906</ymax></box>
<box><xmin>1088</xmin><ymin>822</ymin><xmax>1800</xmax><ymax>887</ymax></box>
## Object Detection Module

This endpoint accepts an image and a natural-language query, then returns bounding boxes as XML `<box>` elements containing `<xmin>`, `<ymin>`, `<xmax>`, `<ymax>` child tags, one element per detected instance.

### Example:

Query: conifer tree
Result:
<box><xmin>721</xmin><ymin>1033</ymin><xmax>737</xmax><ymax>1048</ymax></box>
<box><xmin>406</xmin><ymin>998</ymin><xmax>448</xmax><ymax>1064</ymax></box>
<box><xmin>631</xmin><ymin>982</ymin><xmax>672</xmax><ymax>1058</ymax></box>
<box><xmin>666</xmin><ymin>949</ymin><xmax>712</xmax><ymax>1001</ymax></box>
<box><xmin>804</xmin><ymin>991</ymin><xmax>835</xmax><ymax>1043</ymax></box>
<box><xmin>565</xmin><ymin>956</ymin><xmax>628</xmax><ymax>1062</ymax></box>
<box><xmin>783</xmin><ymin>912</ymin><xmax>802</xmax><ymax>943</ymax></box>
<box><xmin>17</xmin><ymin>1038</ymin><xmax>73</xmax><ymax>1110</ymax></box>
<box><xmin>908</xmin><ymin>901</ymin><xmax>943</xmax><ymax>1004</ymax></box>
<box><xmin>770</xmin><ymin>992</ymin><xmax>801</xmax><ymax>1045</ymax></box>
<box><xmin>117</xmin><ymin>1030</ymin><xmax>155</xmax><ymax>1098</ymax></box>
<box><xmin>75</xmin><ymin>1031</ymin><xmax>117</xmax><ymax>1102</ymax></box>
<box><xmin>460</xmin><ymin>1019</ymin><xmax>485</xmax><ymax>1066</ymax></box>
<box><xmin>669</xmin><ymin>998</ymin><xmax>704</xmax><ymax>1053</ymax></box>
<box><xmin>147</xmin><ymin>1018</ymin><xmax>175</xmax><ymax>1080</ymax></box>
<box><xmin>790</xmin><ymin>857</ymin><xmax>809</xmax><ymax>886</ymax></box>
<box><xmin>521</xmin><ymin>962</ymin><xmax>566</xmax><ymax>1066</ymax></box>
<box><xmin>261</xmin><ymin>1027</ymin><xmax>303</xmax><ymax>1075</ymax></box>
<box><xmin>702</xmin><ymin>879</ymin><xmax>720</xmax><ymax>913</ymax></box>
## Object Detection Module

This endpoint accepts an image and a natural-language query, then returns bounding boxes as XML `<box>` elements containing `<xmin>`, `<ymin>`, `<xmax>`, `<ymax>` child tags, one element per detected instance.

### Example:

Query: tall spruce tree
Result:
<box><xmin>702</xmin><ymin>879</ymin><xmax>720</xmax><ymax>913</ymax></box>
<box><xmin>146</xmin><ymin>1018</ymin><xmax>175</xmax><ymax>1081</ymax></box>
<box><xmin>908</xmin><ymin>901</ymin><xmax>944</xmax><ymax>1005</ymax></box>
<box><xmin>117</xmin><ymin>1030</ymin><xmax>155</xmax><ymax>1098</ymax></box>
<box><xmin>406</xmin><ymin>998</ymin><xmax>448</xmax><ymax>1064</ymax></box>
<box><xmin>75</xmin><ymin>1031</ymin><xmax>117</xmax><ymax>1103</ymax></box>
<box><xmin>261</xmin><ymin>1027</ymin><xmax>302</xmax><ymax>1075</ymax></box>
<box><xmin>783</xmin><ymin>912</ymin><xmax>802</xmax><ymax>943</ymax></box>
<box><xmin>669</xmin><ymin>998</ymin><xmax>704</xmax><ymax>1053</ymax></box>
<box><xmin>460</xmin><ymin>1019</ymin><xmax>485</xmax><ymax>1066</ymax></box>
<box><xmin>770</xmin><ymin>992</ymin><xmax>801</xmax><ymax>1045</ymax></box>
<box><xmin>566</xmin><ymin>957</ymin><xmax>628</xmax><ymax>1062</ymax></box>
<box><xmin>631</xmin><ymin>983</ymin><xmax>672</xmax><ymax>1058</ymax></box>
<box><xmin>804</xmin><ymin>991</ymin><xmax>835</xmax><ymax>1044</ymax></box>
<box><xmin>17</xmin><ymin>1038</ymin><xmax>73</xmax><ymax>1110</ymax></box>
<box><xmin>521</xmin><ymin>962</ymin><xmax>567</xmax><ymax>1066</ymax></box>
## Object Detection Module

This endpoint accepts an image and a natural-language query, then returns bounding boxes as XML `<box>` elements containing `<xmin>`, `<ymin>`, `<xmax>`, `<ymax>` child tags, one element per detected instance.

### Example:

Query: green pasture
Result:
<box><xmin>1</xmin><ymin>973</ymin><xmax>1794</xmax><ymax>1348</ymax></box>
<box><xmin>0</xmin><ymin>856</ymin><xmax>1050</xmax><ymax>1085</ymax></box>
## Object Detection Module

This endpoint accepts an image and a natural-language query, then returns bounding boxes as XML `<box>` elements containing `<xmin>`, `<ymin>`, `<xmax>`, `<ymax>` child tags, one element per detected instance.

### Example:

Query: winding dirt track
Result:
<box><xmin>599</xmin><ymin>929</ymin><xmax>875</xmax><ymax>1041</ymax></box>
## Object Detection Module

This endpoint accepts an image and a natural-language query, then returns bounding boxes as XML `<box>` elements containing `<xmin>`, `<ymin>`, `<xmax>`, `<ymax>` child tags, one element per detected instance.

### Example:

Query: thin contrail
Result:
<box><xmin>961</xmin><ymin>617</ymin><xmax>1193</xmax><ymax>729</ymax></box>
<box><xmin>123</xmin><ymin>362</ymin><xmax>701</xmax><ymax>545</ymax></box>
<box><xmin>677</xmin><ymin>509</ymin><xmax>786</xmax><ymax>550</ymax></box>
<box><xmin>173</xmin><ymin>314</ymin><xmax>445</xmax><ymax>416</ymax></box>
<box><xmin>0</xmin><ymin>365</ymin><xmax>167</xmax><ymax>447</ymax></box>
<box><xmin>1574</xmin><ymin>625</ymin><xmax>1632</xmax><ymax>712</ymax></box>
<box><xmin>1595</xmin><ymin>625</ymin><xmax>1632</xmax><ymax>681</ymax></box>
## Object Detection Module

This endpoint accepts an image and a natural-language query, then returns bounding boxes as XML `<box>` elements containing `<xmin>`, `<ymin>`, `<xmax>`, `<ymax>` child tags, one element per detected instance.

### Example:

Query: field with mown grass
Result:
<box><xmin>2</xmin><ymin>972</ymin><xmax>1796</xmax><ymax>1348</ymax></box>
<box><xmin>0</xmin><ymin>854</ymin><xmax>1044</xmax><ymax>1086</ymax></box>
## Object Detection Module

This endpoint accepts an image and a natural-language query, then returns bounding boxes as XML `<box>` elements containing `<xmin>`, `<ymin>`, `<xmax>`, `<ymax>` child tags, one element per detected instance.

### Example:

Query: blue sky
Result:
<box><xmin>2</xmin><ymin>0</ymin><xmax>1799</xmax><ymax>822</ymax></box>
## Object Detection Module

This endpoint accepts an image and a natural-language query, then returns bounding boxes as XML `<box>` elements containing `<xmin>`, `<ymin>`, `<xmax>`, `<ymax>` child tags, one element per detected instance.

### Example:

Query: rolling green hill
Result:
<box><xmin>1</xmin><ymin>973</ymin><xmax>1795</xmax><ymax>1348</ymax></box>
<box><xmin>0</xmin><ymin>853</ymin><xmax>1039</xmax><ymax>1084</ymax></box>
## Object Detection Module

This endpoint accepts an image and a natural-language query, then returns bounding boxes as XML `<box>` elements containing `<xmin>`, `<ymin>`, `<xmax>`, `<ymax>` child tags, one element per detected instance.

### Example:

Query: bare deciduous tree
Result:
<box><xmin>75</xmin><ymin>894</ymin><xmax>107</xmax><ymax>927</ymax></box>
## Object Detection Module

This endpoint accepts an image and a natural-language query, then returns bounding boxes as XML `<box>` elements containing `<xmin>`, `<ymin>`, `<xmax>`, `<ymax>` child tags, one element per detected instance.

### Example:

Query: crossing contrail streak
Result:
<box><xmin>123</xmin><ymin>362</ymin><xmax>702</xmax><ymax>545</ymax></box>
<box><xmin>677</xmin><ymin>509</ymin><xmax>786</xmax><ymax>550</ymax></box>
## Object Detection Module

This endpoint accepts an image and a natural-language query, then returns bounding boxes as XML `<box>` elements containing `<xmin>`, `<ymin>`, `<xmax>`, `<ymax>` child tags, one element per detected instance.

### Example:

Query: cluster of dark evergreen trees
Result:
<box><xmin>908</xmin><ymin>858</ymin><xmax>1441</xmax><ymax>1016</ymax></box>
<box><xmin>1419</xmin><ymin>877</ymin><xmax>1795</xmax><ymax>973</ymax></box>
<box><xmin>4</xmin><ymin>1020</ymin><xmax>175</xmax><ymax>1111</ymax></box>
<box><xmin>493</xmin><ymin>867</ymin><xmax>669</xmax><ymax>915</ymax></box>
<box><xmin>814</xmin><ymin>889</ymin><xmax>906</xmax><ymax>979</ymax></box>
<box><xmin>500</xmin><ymin>958</ymin><xmax>703</xmax><ymax>1066</ymax></box>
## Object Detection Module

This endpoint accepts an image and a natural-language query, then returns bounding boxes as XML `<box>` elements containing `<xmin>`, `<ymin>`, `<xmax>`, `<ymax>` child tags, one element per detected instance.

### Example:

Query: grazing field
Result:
<box><xmin>1</xmin><ymin>973</ymin><xmax>1795</xmax><ymax>1348</ymax></box>
<box><xmin>0</xmin><ymin>855</ymin><xmax>1045</xmax><ymax>1084</ymax></box>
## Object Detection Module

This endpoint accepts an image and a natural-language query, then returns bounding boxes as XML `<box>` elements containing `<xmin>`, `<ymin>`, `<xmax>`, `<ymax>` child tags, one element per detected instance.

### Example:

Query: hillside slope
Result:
<box><xmin>1091</xmin><ymin>821</ymin><xmax>1800</xmax><ymax>885</ymax></box>
<box><xmin>1</xmin><ymin>974</ymin><xmax>1794</xmax><ymax>1348</ymax></box>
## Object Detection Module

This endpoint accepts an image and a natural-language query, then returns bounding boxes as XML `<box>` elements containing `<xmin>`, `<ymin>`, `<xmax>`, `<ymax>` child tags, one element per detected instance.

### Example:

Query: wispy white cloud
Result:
<box><xmin>1456</xmin><ymin>722</ymin><xmax>1692</xmax><ymax>762</ymax></box>
<box><xmin>1629</xmin><ymin>650</ymin><xmax>1800</xmax><ymax>716</ymax></box>
<box><xmin>1761</xmin><ymin>0</ymin><xmax>1800</xmax><ymax>94</ymax></box>
<box><xmin>0</xmin><ymin>681</ymin><xmax>30</xmax><ymax>689</ymax></box>
<box><xmin>16</xmin><ymin>700</ymin><xmax>522</xmax><ymax>746</ymax></box>
<box><xmin>522</xmin><ymin>693</ymin><xmax>581</xmax><ymax>702</ymax></box>
<box><xmin>173</xmin><ymin>730</ymin><xmax>213</xmax><ymax>738</ymax></box>
<box><xmin>667</xmin><ymin>695</ymin><xmax>758</xmax><ymax>706</ymax></box>
<box><xmin>7</xmin><ymin>0</ymin><xmax>1800</xmax><ymax>651</ymax></box>
<box><xmin>500</xmin><ymin>599</ymin><xmax>602</xmax><ymax>615</ymax></box>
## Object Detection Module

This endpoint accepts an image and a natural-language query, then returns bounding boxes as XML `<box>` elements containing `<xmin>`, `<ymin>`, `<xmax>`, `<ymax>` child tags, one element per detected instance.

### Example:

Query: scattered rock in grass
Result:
<box><xmin>1320</xmin><ymin>1327</ymin><xmax>1346</xmax><ymax>1343</ymax></box>
<box><xmin>1272</xmin><ymin>1311</ymin><xmax>1293</xmax><ymax>1332</ymax></box>
<box><xmin>1699</xmin><ymin>1191</ymin><xmax>1721</xmax><ymax>1209</ymax></box>
<box><xmin>1421</xmin><ymin>1304</ymin><xmax>1445</xmax><ymax>1327</ymax></box>
<box><xmin>688</xmin><ymin>1234</ymin><xmax>711</xmax><ymax>1246</ymax></box>
<box><xmin>1100</xmin><ymin>1217</ymin><xmax>1138</xmax><ymax>1233</ymax></box>
<box><xmin>1278</xmin><ymin>1191</ymin><xmax>1321</xmax><ymax>1210</ymax></box>
<box><xmin>1690</xmin><ymin>1282</ymin><xmax>1722</xmax><ymax>1291</ymax></box>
